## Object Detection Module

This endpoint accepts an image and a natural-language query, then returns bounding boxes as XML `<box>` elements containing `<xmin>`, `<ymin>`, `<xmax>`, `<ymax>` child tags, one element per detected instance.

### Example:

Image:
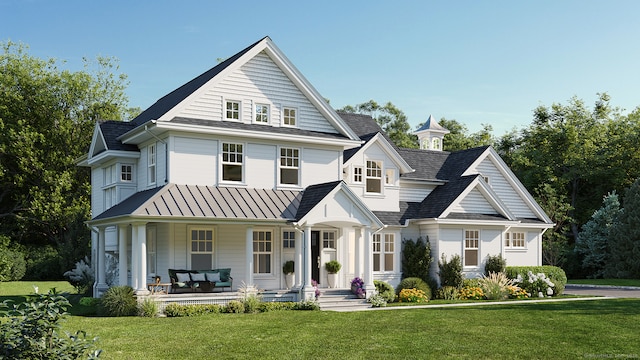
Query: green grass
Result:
<box><xmin>568</xmin><ymin>278</ymin><xmax>640</xmax><ymax>287</ymax></box>
<box><xmin>4</xmin><ymin>282</ymin><xmax>640</xmax><ymax>359</ymax></box>
<box><xmin>0</xmin><ymin>281</ymin><xmax>75</xmax><ymax>296</ymax></box>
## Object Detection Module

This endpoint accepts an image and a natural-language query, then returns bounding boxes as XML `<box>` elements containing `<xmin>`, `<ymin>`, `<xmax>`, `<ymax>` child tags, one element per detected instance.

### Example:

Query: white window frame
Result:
<box><xmin>148</xmin><ymin>143</ymin><xmax>156</xmax><ymax>185</ymax></box>
<box><xmin>188</xmin><ymin>226</ymin><xmax>215</xmax><ymax>269</ymax></box>
<box><xmin>282</xmin><ymin>107</ymin><xmax>297</xmax><ymax>127</ymax></box>
<box><xmin>464</xmin><ymin>230</ymin><xmax>480</xmax><ymax>267</ymax></box>
<box><xmin>279</xmin><ymin>147</ymin><xmax>300</xmax><ymax>186</ymax></box>
<box><xmin>385</xmin><ymin>168</ymin><xmax>396</xmax><ymax>186</ymax></box>
<box><xmin>147</xmin><ymin>226</ymin><xmax>157</xmax><ymax>276</ymax></box>
<box><xmin>432</xmin><ymin>137</ymin><xmax>441</xmax><ymax>150</ymax></box>
<box><xmin>253</xmin><ymin>229</ymin><xmax>273</xmax><ymax>274</ymax></box>
<box><xmin>373</xmin><ymin>233</ymin><xmax>395</xmax><ymax>272</ymax></box>
<box><xmin>120</xmin><ymin>164</ymin><xmax>133</xmax><ymax>182</ymax></box>
<box><xmin>225</xmin><ymin>100</ymin><xmax>241</xmax><ymax>121</ymax></box>
<box><xmin>505</xmin><ymin>231</ymin><xmax>526</xmax><ymax>249</ymax></box>
<box><xmin>365</xmin><ymin>160</ymin><xmax>383</xmax><ymax>194</ymax></box>
<box><xmin>282</xmin><ymin>230</ymin><xmax>295</xmax><ymax>250</ymax></box>
<box><xmin>353</xmin><ymin>166</ymin><xmax>363</xmax><ymax>184</ymax></box>
<box><xmin>255</xmin><ymin>103</ymin><xmax>270</xmax><ymax>124</ymax></box>
<box><xmin>103</xmin><ymin>164</ymin><xmax>117</xmax><ymax>210</ymax></box>
<box><xmin>221</xmin><ymin>142</ymin><xmax>244</xmax><ymax>183</ymax></box>
<box><xmin>322</xmin><ymin>231</ymin><xmax>336</xmax><ymax>250</ymax></box>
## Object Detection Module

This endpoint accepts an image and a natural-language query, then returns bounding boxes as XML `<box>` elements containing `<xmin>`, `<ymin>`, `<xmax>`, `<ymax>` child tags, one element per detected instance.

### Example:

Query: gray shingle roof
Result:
<box><xmin>131</xmin><ymin>37</ymin><xmax>267</xmax><ymax>127</ymax></box>
<box><xmin>338</xmin><ymin>112</ymin><xmax>398</xmax><ymax>161</ymax></box>
<box><xmin>170</xmin><ymin>117</ymin><xmax>349</xmax><ymax>141</ymax></box>
<box><xmin>294</xmin><ymin>181</ymin><xmax>342</xmax><ymax>220</ymax></box>
<box><xmin>419</xmin><ymin>175</ymin><xmax>479</xmax><ymax>218</ymax></box>
<box><xmin>373</xmin><ymin>202</ymin><xmax>422</xmax><ymax>226</ymax></box>
<box><xmin>98</xmin><ymin>121</ymin><xmax>138</xmax><ymax>152</ymax></box>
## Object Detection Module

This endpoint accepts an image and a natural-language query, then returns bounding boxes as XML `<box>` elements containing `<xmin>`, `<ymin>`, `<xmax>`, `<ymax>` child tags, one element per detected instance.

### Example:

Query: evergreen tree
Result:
<box><xmin>607</xmin><ymin>179</ymin><xmax>640</xmax><ymax>278</ymax></box>
<box><xmin>574</xmin><ymin>192</ymin><xmax>621</xmax><ymax>278</ymax></box>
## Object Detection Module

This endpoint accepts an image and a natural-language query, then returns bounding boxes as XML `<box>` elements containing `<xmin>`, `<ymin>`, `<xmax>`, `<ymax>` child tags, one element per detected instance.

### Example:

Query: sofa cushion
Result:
<box><xmin>218</xmin><ymin>268</ymin><xmax>231</xmax><ymax>282</ymax></box>
<box><xmin>190</xmin><ymin>272</ymin><xmax>206</xmax><ymax>281</ymax></box>
<box><xmin>206</xmin><ymin>272</ymin><xmax>221</xmax><ymax>282</ymax></box>
<box><xmin>176</xmin><ymin>272</ymin><xmax>191</xmax><ymax>283</ymax></box>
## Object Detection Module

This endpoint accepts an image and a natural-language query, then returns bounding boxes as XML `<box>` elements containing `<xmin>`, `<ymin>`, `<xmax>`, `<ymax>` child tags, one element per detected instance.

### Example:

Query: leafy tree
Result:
<box><xmin>534</xmin><ymin>184</ymin><xmax>574</xmax><ymax>267</ymax></box>
<box><xmin>437</xmin><ymin>118</ymin><xmax>495</xmax><ymax>152</ymax></box>
<box><xmin>574</xmin><ymin>192</ymin><xmax>621</xmax><ymax>278</ymax></box>
<box><xmin>607</xmin><ymin>179</ymin><xmax>640</xmax><ymax>278</ymax></box>
<box><xmin>339</xmin><ymin>100</ymin><xmax>419</xmax><ymax>148</ymax></box>
<box><xmin>0</xmin><ymin>42</ymin><xmax>132</xmax><ymax>279</ymax></box>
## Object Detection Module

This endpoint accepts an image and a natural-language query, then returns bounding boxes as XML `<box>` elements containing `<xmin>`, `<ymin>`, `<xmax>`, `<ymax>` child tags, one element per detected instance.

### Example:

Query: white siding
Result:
<box><xmin>399</xmin><ymin>183</ymin><xmax>433</xmax><ymax>202</ymax></box>
<box><xmin>177</xmin><ymin>52</ymin><xmax>337</xmax><ymax>134</ymax></box>
<box><xmin>170</xmin><ymin>137</ymin><xmax>217</xmax><ymax>185</ymax></box>
<box><xmin>301</xmin><ymin>148</ymin><xmax>341</xmax><ymax>186</ymax></box>
<box><xmin>246</xmin><ymin>143</ymin><xmax>277</xmax><ymax>189</ymax></box>
<box><xmin>475</xmin><ymin>158</ymin><xmax>536</xmax><ymax>218</ymax></box>
<box><xmin>450</xmin><ymin>188</ymin><xmax>498</xmax><ymax>214</ymax></box>
<box><xmin>91</xmin><ymin>167</ymin><xmax>104</xmax><ymax>218</ymax></box>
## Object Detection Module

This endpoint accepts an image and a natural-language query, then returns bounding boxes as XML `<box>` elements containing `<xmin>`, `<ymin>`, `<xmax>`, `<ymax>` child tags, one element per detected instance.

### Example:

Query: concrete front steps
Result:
<box><xmin>318</xmin><ymin>289</ymin><xmax>370</xmax><ymax>312</ymax></box>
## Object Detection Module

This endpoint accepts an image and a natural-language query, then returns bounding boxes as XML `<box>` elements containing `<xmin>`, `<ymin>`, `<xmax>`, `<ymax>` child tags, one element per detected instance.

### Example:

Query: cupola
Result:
<box><xmin>414</xmin><ymin>114</ymin><xmax>449</xmax><ymax>151</ymax></box>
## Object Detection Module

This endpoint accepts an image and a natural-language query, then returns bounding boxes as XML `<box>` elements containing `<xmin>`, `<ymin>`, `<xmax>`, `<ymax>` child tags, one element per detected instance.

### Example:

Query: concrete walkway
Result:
<box><xmin>563</xmin><ymin>284</ymin><xmax>640</xmax><ymax>298</ymax></box>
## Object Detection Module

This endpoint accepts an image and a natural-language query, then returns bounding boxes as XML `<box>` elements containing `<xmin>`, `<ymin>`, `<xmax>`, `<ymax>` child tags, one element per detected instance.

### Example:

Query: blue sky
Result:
<box><xmin>2</xmin><ymin>0</ymin><xmax>639</xmax><ymax>135</ymax></box>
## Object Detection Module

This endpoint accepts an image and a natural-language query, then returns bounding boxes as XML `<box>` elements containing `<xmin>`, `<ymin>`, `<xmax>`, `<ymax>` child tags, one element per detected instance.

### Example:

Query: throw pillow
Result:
<box><xmin>190</xmin><ymin>272</ymin><xmax>206</xmax><ymax>281</ymax></box>
<box><xmin>176</xmin><ymin>272</ymin><xmax>191</xmax><ymax>283</ymax></box>
<box><xmin>206</xmin><ymin>272</ymin><xmax>221</xmax><ymax>282</ymax></box>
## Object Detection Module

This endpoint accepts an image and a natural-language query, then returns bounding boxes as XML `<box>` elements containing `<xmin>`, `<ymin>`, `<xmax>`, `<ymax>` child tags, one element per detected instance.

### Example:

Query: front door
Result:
<box><xmin>311</xmin><ymin>231</ymin><xmax>320</xmax><ymax>284</ymax></box>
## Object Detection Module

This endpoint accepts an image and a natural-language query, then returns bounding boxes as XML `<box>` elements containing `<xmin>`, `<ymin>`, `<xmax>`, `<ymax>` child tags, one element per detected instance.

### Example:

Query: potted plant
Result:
<box><xmin>325</xmin><ymin>260</ymin><xmax>341</xmax><ymax>288</ymax></box>
<box><xmin>350</xmin><ymin>277</ymin><xmax>365</xmax><ymax>298</ymax></box>
<box><xmin>282</xmin><ymin>260</ymin><xmax>295</xmax><ymax>289</ymax></box>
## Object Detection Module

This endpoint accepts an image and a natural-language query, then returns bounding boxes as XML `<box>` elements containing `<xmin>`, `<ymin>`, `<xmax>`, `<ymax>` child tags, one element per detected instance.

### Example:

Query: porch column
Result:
<box><xmin>354</xmin><ymin>227</ymin><xmax>362</xmax><ymax>278</ymax></box>
<box><xmin>363</xmin><ymin>226</ymin><xmax>375</xmax><ymax>298</ymax></box>
<box><xmin>246</xmin><ymin>226</ymin><xmax>254</xmax><ymax>286</ymax></box>
<box><xmin>94</xmin><ymin>226</ymin><xmax>108</xmax><ymax>297</ymax></box>
<box><xmin>133</xmin><ymin>223</ymin><xmax>149</xmax><ymax>295</ymax></box>
<box><xmin>294</xmin><ymin>229</ymin><xmax>303</xmax><ymax>289</ymax></box>
<box><xmin>118</xmin><ymin>225</ymin><xmax>128</xmax><ymax>286</ymax></box>
<box><xmin>302</xmin><ymin>225</ymin><xmax>315</xmax><ymax>300</ymax></box>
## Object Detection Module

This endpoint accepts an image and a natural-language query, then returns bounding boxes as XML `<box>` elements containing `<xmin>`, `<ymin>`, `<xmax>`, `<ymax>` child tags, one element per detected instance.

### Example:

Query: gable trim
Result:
<box><xmin>440</xmin><ymin>175</ymin><xmax>516</xmax><ymax>220</ymax></box>
<box><xmin>343</xmin><ymin>133</ymin><xmax>414</xmax><ymax>174</ymax></box>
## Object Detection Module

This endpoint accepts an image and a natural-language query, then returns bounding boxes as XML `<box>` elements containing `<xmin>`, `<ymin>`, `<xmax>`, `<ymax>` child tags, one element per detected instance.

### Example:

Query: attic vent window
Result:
<box><xmin>255</xmin><ymin>104</ymin><xmax>269</xmax><ymax>123</ymax></box>
<box><xmin>283</xmin><ymin>107</ymin><xmax>296</xmax><ymax>126</ymax></box>
<box><xmin>225</xmin><ymin>100</ymin><xmax>240</xmax><ymax>120</ymax></box>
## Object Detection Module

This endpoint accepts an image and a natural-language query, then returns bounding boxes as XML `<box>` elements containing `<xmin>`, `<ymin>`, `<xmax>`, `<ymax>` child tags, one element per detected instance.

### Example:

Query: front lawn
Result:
<box><xmin>568</xmin><ymin>279</ymin><xmax>640</xmax><ymax>287</ymax></box>
<box><xmin>62</xmin><ymin>299</ymin><xmax>640</xmax><ymax>359</ymax></box>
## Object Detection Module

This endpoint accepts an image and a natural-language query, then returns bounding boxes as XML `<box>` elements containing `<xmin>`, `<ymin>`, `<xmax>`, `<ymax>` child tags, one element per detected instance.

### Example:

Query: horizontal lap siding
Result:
<box><xmin>171</xmin><ymin>137</ymin><xmax>217</xmax><ymax>185</ymax></box>
<box><xmin>475</xmin><ymin>158</ymin><xmax>536</xmax><ymax>218</ymax></box>
<box><xmin>399</xmin><ymin>184</ymin><xmax>432</xmax><ymax>202</ymax></box>
<box><xmin>177</xmin><ymin>52</ymin><xmax>337</xmax><ymax>134</ymax></box>
<box><xmin>450</xmin><ymin>188</ymin><xmax>498</xmax><ymax>214</ymax></box>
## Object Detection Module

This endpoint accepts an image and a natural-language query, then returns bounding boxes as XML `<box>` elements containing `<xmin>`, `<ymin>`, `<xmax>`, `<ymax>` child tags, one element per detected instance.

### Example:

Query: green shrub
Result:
<box><xmin>463</xmin><ymin>278</ymin><xmax>481</xmax><ymax>288</ymax></box>
<box><xmin>23</xmin><ymin>245</ymin><xmax>63</xmax><ymax>281</ymax></box>
<box><xmin>294</xmin><ymin>300</ymin><xmax>320</xmax><ymax>311</ymax></box>
<box><xmin>398</xmin><ymin>288</ymin><xmax>429</xmax><ymax>303</ymax></box>
<box><xmin>438</xmin><ymin>254</ymin><xmax>463</xmax><ymax>288</ymax></box>
<box><xmin>0</xmin><ymin>288</ymin><xmax>101</xmax><ymax>358</ymax></box>
<box><xmin>396</xmin><ymin>277</ymin><xmax>431</xmax><ymax>300</ymax></box>
<box><xmin>484</xmin><ymin>254</ymin><xmax>506</xmax><ymax>276</ymax></box>
<box><xmin>324</xmin><ymin>260</ymin><xmax>341</xmax><ymax>273</ymax></box>
<box><xmin>138</xmin><ymin>298</ymin><xmax>158</xmax><ymax>317</ymax></box>
<box><xmin>242</xmin><ymin>294</ymin><xmax>262</xmax><ymax>314</ymax></box>
<box><xmin>79</xmin><ymin>297</ymin><xmax>101</xmax><ymax>307</ymax></box>
<box><xmin>164</xmin><ymin>303</ymin><xmax>222</xmax><ymax>317</ymax></box>
<box><xmin>0</xmin><ymin>238</ymin><xmax>26</xmax><ymax>281</ymax></box>
<box><xmin>437</xmin><ymin>286</ymin><xmax>460</xmax><ymax>300</ymax></box>
<box><xmin>505</xmin><ymin>266</ymin><xmax>567</xmax><ymax>296</ymax></box>
<box><xmin>458</xmin><ymin>286</ymin><xmax>484</xmax><ymax>300</ymax></box>
<box><xmin>99</xmin><ymin>286</ymin><xmax>137</xmax><ymax>316</ymax></box>
<box><xmin>225</xmin><ymin>300</ymin><xmax>245</xmax><ymax>314</ymax></box>
<box><xmin>373</xmin><ymin>280</ymin><xmax>396</xmax><ymax>303</ymax></box>
<box><xmin>367</xmin><ymin>294</ymin><xmax>387</xmax><ymax>307</ymax></box>
<box><xmin>260</xmin><ymin>301</ymin><xmax>297</xmax><ymax>312</ymax></box>
<box><xmin>63</xmin><ymin>256</ymin><xmax>94</xmax><ymax>295</ymax></box>
<box><xmin>401</xmin><ymin>237</ymin><xmax>433</xmax><ymax>283</ymax></box>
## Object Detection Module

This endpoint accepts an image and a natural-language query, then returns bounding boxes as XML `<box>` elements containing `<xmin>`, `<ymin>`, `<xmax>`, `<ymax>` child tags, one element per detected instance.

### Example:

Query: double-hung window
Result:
<box><xmin>373</xmin><ymin>233</ymin><xmax>395</xmax><ymax>271</ymax></box>
<box><xmin>283</xmin><ymin>107</ymin><xmax>296</xmax><ymax>126</ymax></box>
<box><xmin>103</xmin><ymin>164</ymin><xmax>117</xmax><ymax>210</ymax></box>
<box><xmin>221</xmin><ymin>143</ymin><xmax>243</xmax><ymax>182</ymax></box>
<box><xmin>279</xmin><ymin>147</ymin><xmax>299</xmax><ymax>185</ymax></box>
<box><xmin>464</xmin><ymin>230</ymin><xmax>479</xmax><ymax>267</ymax></box>
<box><xmin>505</xmin><ymin>232</ymin><xmax>526</xmax><ymax>249</ymax></box>
<box><xmin>366</xmin><ymin>160</ymin><xmax>382</xmax><ymax>193</ymax></box>
<box><xmin>255</xmin><ymin>104</ymin><xmax>269</xmax><ymax>123</ymax></box>
<box><xmin>190</xmin><ymin>228</ymin><xmax>213</xmax><ymax>270</ymax></box>
<box><xmin>148</xmin><ymin>144</ymin><xmax>156</xmax><ymax>185</ymax></box>
<box><xmin>226</xmin><ymin>100</ymin><xmax>240</xmax><ymax>120</ymax></box>
<box><xmin>253</xmin><ymin>230</ymin><xmax>272</xmax><ymax>274</ymax></box>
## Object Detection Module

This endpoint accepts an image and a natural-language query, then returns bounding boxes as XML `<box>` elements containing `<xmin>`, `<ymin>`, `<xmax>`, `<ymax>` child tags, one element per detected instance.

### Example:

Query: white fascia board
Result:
<box><xmin>399</xmin><ymin>178</ymin><xmax>447</xmax><ymax>186</ymax></box>
<box><xmin>342</xmin><ymin>133</ymin><xmax>414</xmax><ymax>174</ymax></box>
<box><xmin>87</xmin><ymin>150</ymin><xmax>141</xmax><ymax>167</ymax></box>
<box><xmin>465</xmin><ymin>147</ymin><xmax>552</xmax><ymax>224</ymax></box>
<box><xmin>155</xmin><ymin>121</ymin><xmax>362</xmax><ymax>148</ymax></box>
<box><xmin>88</xmin><ymin>122</ymin><xmax>107</xmax><ymax>159</ymax></box>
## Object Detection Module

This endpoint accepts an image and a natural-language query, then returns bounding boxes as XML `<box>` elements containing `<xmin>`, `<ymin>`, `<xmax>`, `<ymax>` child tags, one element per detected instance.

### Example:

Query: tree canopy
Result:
<box><xmin>0</xmin><ymin>42</ymin><xmax>133</xmax><ymax>279</ymax></box>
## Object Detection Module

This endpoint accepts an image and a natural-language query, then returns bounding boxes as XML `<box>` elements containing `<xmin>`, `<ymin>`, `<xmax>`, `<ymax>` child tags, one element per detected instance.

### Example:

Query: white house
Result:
<box><xmin>81</xmin><ymin>37</ymin><xmax>553</xmax><ymax>300</ymax></box>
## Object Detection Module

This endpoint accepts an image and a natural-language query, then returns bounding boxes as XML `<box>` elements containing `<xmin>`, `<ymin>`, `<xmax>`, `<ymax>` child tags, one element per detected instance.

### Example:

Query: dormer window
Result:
<box><xmin>255</xmin><ymin>104</ymin><xmax>269</xmax><ymax>123</ymax></box>
<box><xmin>225</xmin><ymin>100</ymin><xmax>240</xmax><ymax>120</ymax></box>
<box><xmin>366</xmin><ymin>160</ymin><xmax>382</xmax><ymax>193</ymax></box>
<box><xmin>121</xmin><ymin>164</ymin><xmax>133</xmax><ymax>182</ymax></box>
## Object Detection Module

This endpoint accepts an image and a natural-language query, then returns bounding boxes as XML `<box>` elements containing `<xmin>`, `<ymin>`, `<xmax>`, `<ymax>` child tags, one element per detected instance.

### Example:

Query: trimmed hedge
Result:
<box><xmin>505</xmin><ymin>266</ymin><xmax>567</xmax><ymax>296</ymax></box>
<box><xmin>396</xmin><ymin>277</ymin><xmax>432</xmax><ymax>301</ymax></box>
<box><xmin>164</xmin><ymin>301</ymin><xmax>315</xmax><ymax>317</ymax></box>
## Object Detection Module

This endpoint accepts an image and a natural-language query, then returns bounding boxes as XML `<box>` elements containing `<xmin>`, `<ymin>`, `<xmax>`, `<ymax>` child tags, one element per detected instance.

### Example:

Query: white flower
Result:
<box><xmin>538</xmin><ymin>291</ymin><xmax>544</xmax><ymax>298</ymax></box>
<box><xmin>547</xmin><ymin>287</ymin><xmax>553</xmax><ymax>296</ymax></box>
<box><xmin>33</xmin><ymin>285</ymin><xmax>39</xmax><ymax>294</ymax></box>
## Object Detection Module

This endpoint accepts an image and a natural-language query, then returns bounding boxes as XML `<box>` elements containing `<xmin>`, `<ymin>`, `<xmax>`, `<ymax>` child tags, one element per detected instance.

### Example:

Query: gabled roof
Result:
<box><xmin>419</xmin><ymin>175</ymin><xmax>480</xmax><ymax>218</ymax></box>
<box><xmin>295</xmin><ymin>181</ymin><xmax>342</xmax><ymax>221</ymax></box>
<box><xmin>339</xmin><ymin>112</ymin><xmax>396</xmax><ymax>162</ymax></box>
<box><xmin>99</xmin><ymin>121</ymin><xmax>138</xmax><ymax>152</ymax></box>
<box><xmin>130</xmin><ymin>37</ymin><xmax>265</xmax><ymax>127</ymax></box>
